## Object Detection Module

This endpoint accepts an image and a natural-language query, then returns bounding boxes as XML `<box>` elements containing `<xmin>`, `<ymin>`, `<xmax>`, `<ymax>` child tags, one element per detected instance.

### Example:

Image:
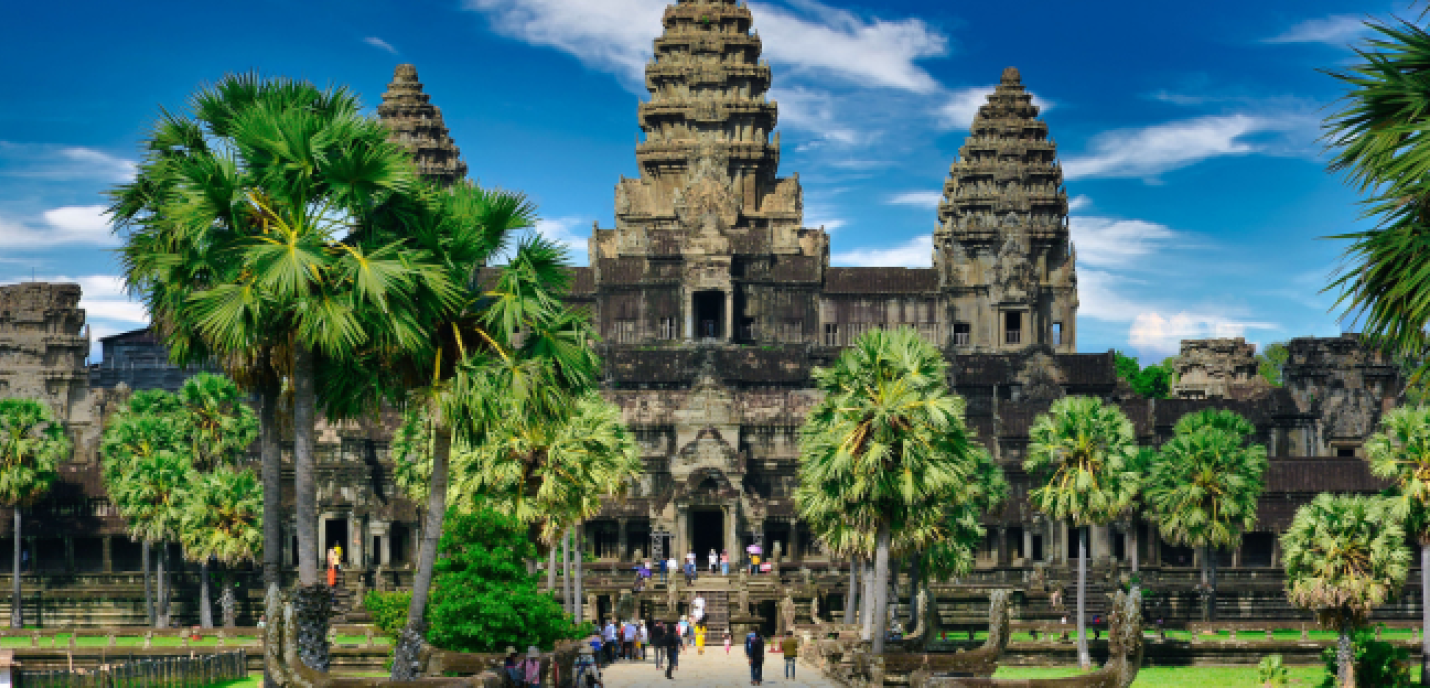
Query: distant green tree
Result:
<box><xmin>0</xmin><ymin>399</ymin><xmax>67</xmax><ymax>629</ymax></box>
<box><xmin>1258</xmin><ymin>342</ymin><xmax>1289</xmax><ymax>387</ymax></box>
<box><xmin>179</xmin><ymin>467</ymin><xmax>262</xmax><ymax>627</ymax></box>
<box><xmin>1364</xmin><ymin>405</ymin><xmax>1430</xmax><ymax>683</ymax></box>
<box><xmin>1113</xmin><ymin>351</ymin><xmax>1173</xmax><ymax>399</ymax></box>
<box><xmin>1283</xmin><ymin>494</ymin><xmax>1410</xmax><ymax>688</ymax></box>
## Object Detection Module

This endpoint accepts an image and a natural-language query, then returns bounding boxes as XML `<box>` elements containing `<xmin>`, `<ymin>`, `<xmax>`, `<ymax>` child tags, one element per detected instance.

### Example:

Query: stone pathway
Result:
<box><xmin>598</xmin><ymin>646</ymin><xmax>836</xmax><ymax>687</ymax></box>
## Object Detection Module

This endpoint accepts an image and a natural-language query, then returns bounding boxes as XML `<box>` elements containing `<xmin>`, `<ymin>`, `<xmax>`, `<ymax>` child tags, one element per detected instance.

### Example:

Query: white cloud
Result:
<box><xmin>937</xmin><ymin>85</ymin><xmax>1053</xmax><ymax>130</ymax></box>
<box><xmin>886</xmin><ymin>191</ymin><xmax>943</xmax><ymax>208</ymax></box>
<box><xmin>0</xmin><ymin>205</ymin><xmax>117</xmax><ymax>249</ymax></box>
<box><xmin>1264</xmin><ymin>14</ymin><xmax>1368</xmax><ymax>46</ymax></box>
<box><xmin>1128</xmin><ymin>312</ymin><xmax>1276</xmax><ymax>361</ymax></box>
<box><xmin>363</xmin><ymin>37</ymin><xmax>399</xmax><ymax>54</ymax></box>
<box><xmin>532</xmin><ymin>216</ymin><xmax>592</xmax><ymax>265</ymax></box>
<box><xmin>1068</xmin><ymin>195</ymin><xmax>1092</xmax><ymax>212</ymax></box>
<box><xmin>769</xmin><ymin>87</ymin><xmax>863</xmax><ymax>145</ymax></box>
<box><xmin>1069</xmin><ymin>216</ymin><xmax>1181</xmax><ymax>270</ymax></box>
<box><xmin>462</xmin><ymin>0</ymin><xmax>947</xmax><ymax>93</ymax></box>
<box><xmin>832</xmin><ymin>235</ymin><xmax>931</xmax><ymax>268</ymax></box>
<box><xmin>0</xmin><ymin>142</ymin><xmax>136</xmax><ymax>183</ymax></box>
<box><xmin>1063</xmin><ymin>114</ymin><xmax>1277</xmax><ymax>182</ymax></box>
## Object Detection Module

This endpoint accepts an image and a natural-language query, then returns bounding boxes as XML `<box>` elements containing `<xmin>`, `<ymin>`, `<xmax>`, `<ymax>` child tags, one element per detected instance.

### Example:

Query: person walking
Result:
<box><xmin>503</xmin><ymin>646</ymin><xmax>521</xmax><ymax>685</ymax></box>
<box><xmin>664</xmin><ymin>622</ymin><xmax>681</xmax><ymax>680</ymax></box>
<box><xmin>622</xmin><ymin>619</ymin><xmax>637</xmax><ymax>660</ymax></box>
<box><xmin>708</xmin><ymin>549</ymin><xmax>718</xmax><ymax>573</ymax></box>
<box><xmin>695</xmin><ymin>623</ymin><xmax>707</xmax><ymax>655</ymax></box>
<box><xmin>602</xmin><ymin>619</ymin><xmax>618</xmax><ymax>665</ymax></box>
<box><xmin>724</xmin><ymin>631</ymin><xmax>732</xmax><ymax>654</ymax></box>
<box><xmin>666</xmin><ymin>556</ymin><xmax>678</xmax><ymax>585</ymax></box>
<box><xmin>745</xmin><ymin>631</ymin><xmax>765</xmax><ymax>686</ymax></box>
<box><xmin>652</xmin><ymin>622</ymin><xmax>666</xmax><ymax>670</ymax></box>
<box><xmin>522</xmin><ymin>646</ymin><xmax>543</xmax><ymax>688</ymax></box>
<box><xmin>720</xmin><ymin>550</ymin><xmax>729</xmax><ymax>576</ymax></box>
<box><xmin>326</xmin><ymin>547</ymin><xmax>338</xmax><ymax>588</ymax></box>
<box><xmin>659</xmin><ymin>557</ymin><xmax>668</xmax><ymax>585</ymax></box>
<box><xmin>780</xmin><ymin>634</ymin><xmax>799</xmax><ymax>679</ymax></box>
<box><xmin>574</xmin><ymin>646</ymin><xmax>603</xmax><ymax>688</ymax></box>
<box><xmin>684</xmin><ymin>560</ymin><xmax>696</xmax><ymax>585</ymax></box>
<box><xmin>638</xmin><ymin>620</ymin><xmax>649</xmax><ymax>661</ymax></box>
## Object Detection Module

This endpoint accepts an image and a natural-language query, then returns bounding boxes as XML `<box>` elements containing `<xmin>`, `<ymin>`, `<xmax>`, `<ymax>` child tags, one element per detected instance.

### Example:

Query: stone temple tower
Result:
<box><xmin>590</xmin><ymin>0</ymin><xmax>829</xmax><ymax>346</ymax></box>
<box><xmin>377</xmin><ymin>64</ymin><xmax>469</xmax><ymax>186</ymax></box>
<box><xmin>935</xmin><ymin>68</ymin><xmax>1077</xmax><ymax>353</ymax></box>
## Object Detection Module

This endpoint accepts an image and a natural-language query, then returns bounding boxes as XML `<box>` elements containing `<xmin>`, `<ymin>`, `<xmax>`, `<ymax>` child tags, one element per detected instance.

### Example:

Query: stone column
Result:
<box><xmin>788</xmin><ymin>519</ymin><xmax>800</xmax><ymax>562</ymax></box>
<box><xmin>685</xmin><ymin>290</ymin><xmax>694</xmax><ymax>342</ymax></box>
<box><xmin>350</xmin><ymin>514</ymin><xmax>364</xmax><ymax>569</ymax></box>
<box><xmin>675</xmin><ymin>509</ymin><xmax>689</xmax><ymax>561</ymax></box>
<box><xmin>1023</xmin><ymin>528</ymin><xmax>1034</xmax><ymax>564</ymax></box>
<box><xmin>102</xmin><ymin>536</ymin><xmax>113</xmax><ymax>573</ymax></box>
<box><xmin>1148</xmin><ymin>529</ymin><xmax>1162</xmax><ymax>567</ymax></box>
<box><xmin>724</xmin><ymin>291</ymin><xmax>734</xmax><ymax>342</ymax></box>
<box><xmin>725</xmin><ymin>506</ymin><xmax>739</xmax><ymax>559</ymax></box>
<box><xmin>1091</xmin><ymin>525</ymin><xmax>1110</xmax><ymax>563</ymax></box>
<box><xmin>1059</xmin><ymin>521</ymin><xmax>1070</xmax><ymax>565</ymax></box>
<box><xmin>996</xmin><ymin>527</ymin><xmax>1009</xmax><ymax>567</ymax></box>
<box><xmin>1270</xmin><ymin>535</ymin><xmax>1281</xmax><ymax>568</ymax></box>
<box><xmin>1232</xmin><ymin>544</ymin><xmax>1241</xmax><ymax>569</ymax></box>
<box><xmin>618</xmin><ymin>519</ymin><xmax>629</xmax><ymax>562</ymax></box>
<box><xmin>64</xmin><ymin>537</ymin><xmax>75</xmax><ymax>573</ymax></box>
<box><xmin>381</xmin><ymin>525</ymin><xmax>392</xmax><ymax>566</ymax></box>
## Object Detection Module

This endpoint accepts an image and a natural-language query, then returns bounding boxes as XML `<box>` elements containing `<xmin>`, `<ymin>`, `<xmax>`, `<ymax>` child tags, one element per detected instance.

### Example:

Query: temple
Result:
<box><xmin>0</xmin><ymin>0</ymin><xmax>1409</xmax><ymax>630</ymax></box>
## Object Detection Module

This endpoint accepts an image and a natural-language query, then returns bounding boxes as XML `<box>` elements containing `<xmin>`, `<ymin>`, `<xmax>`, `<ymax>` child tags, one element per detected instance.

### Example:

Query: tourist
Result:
<box><xmin>652</xmin><ymin>622</ymin><xmax>666</xmax><ymax>669</ymax></box>
<box><xmin>745</xmin><ymin>631</ymin><xmax>765</xmax><ymax>686</ymax></box>
<box><xmin>623</xmin><ymin>619</ymin><xmax>638</xmax><ymax>660</ymax></box>
<box><xmin>1092</xmin><ymin>615</ymin><xmax>1102</xmax><ymax>641</ymax></box>
<box><xmin>256</xmin><ymin>615</ymin><xmax>267</xmax><ymax>629</ymax></box>
<box><xmin>638</xmin><ymin>620</ymin><xmax>649</xmax><ymax>660</ymax></box>
<box><xmin>666</xmin><ymin>556</ymin><xmax>679</xmax><ymax>584</ymax></box>
<box><xmin>574</xmin><ymin>645</ymin><xmax>603</xmax><ymax>688</ymax></box>
<box><xmin>326</xmin><ymin>547</ymin><xmax>337</xmax><ymax>588</ymax></box>
<box><xmin>503</xmin><ymin>646</ymin><xmax>522</xmax><ymax>684</ymax></box>
<box><xmin>708</xmin><ymin>548</ymin><xmax>718</xmax><ymax>573</ymax></box>
<box><xmin>695</xmin><ymin>622</ymin><xmax>706</xmax><ymax>655</ymax></box>
<box><xmin>780</xmin><ymin>634</ymin><xmax>798</xmax><ymax>679</ymax></box>
<box><xmin>602</xmin><ymin>619</ymin><xmax>618</xmax><ymax>665</ymax></box>
<box><xmin>720</xmin><ymin>550</ymin><xmax>729</xmax><ymax>576</ymax></box>
<box><xmin>751</xmin><ymin>552</ymin><xmax>761</xmax><ymax>575</ymax></box>
<box><xmin>686</xmin><ymin>550</ymin><xmax>696</xmax><ymax>568</ymax></box>
<box><xmin>522</xmin><ymin>647</ymin><xmax>543</xmax><ymax>688</ymax></box>
<box><xmin>693</xmin><ymin>594</ymin><xmax>706</xmax><ymax>624</ymax></box>
<box><xmin>684</xmin><ymin>560</ymin><xmax>697</xmax><ymax>585</ymax></box>
<box><xmin>724</xmin><ymin>631</ymin><xmax>732</xmax><ymax>654</ymax></box>
<box><xmin>664</xmin><ymin>621</ymin><xmax>681</xmax><ymax>680</ymax></box>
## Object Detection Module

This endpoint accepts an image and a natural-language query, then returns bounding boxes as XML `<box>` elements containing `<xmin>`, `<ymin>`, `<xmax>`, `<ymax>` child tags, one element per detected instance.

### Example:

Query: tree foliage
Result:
<box><xmin>1146</xmin><ymin>409</ymin><xmax>1268</xmax><ymax>552</ymax></box>
<box><xmin>1283</xmin><ymin>494</ymin><xmax>1410</xmax><ymax>632</ymax></box>
<box><xmin>0</xmin><ymin>399</ymin><xmax>67</xmax><ymax>509</ymax></box>
<box><xmin>1366</xmin><ymin>405</ymin><xmax>1430</xmax><ymax>539</ymax></box>
<box><xmin>1113</xmin><ymin>352</ymin><xmax>1174</xmax><ymax>399</ymax></box>
<box><xmin>1258</xmin><ymin>342</ymin><xmax>1289</xmax><ymax>387</ymax></box>
<box><xmin>1024</xmin><ymin>396</ymin><xmax>1140</xmax><ymax>527</ymax></box>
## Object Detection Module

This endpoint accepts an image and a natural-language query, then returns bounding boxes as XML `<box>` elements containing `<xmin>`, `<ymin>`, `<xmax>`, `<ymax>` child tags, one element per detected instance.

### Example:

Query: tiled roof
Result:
<box><xmin>824</xmin><ymin>267</ymin><xmax>939</xmax><ymax>294</ymax></box>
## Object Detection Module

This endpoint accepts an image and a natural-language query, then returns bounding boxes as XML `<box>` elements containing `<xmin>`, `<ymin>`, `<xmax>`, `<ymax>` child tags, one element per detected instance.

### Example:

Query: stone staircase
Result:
<box><xmin>702</xmin><ymin>590</ymin><xmax>729</xmax><ymax>638</ymax></box>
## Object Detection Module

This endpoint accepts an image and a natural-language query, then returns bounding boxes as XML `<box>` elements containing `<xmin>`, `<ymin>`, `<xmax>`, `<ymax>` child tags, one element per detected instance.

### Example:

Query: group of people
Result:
<box><xmin>636</xmin><ymin>548</ymin><xmax>779</xmax><ymax>587</ymax></box>
<box><xmin>501</xmin><ymin>646</ymin><xmax>546</xmax><ymax>688</ymax></box>
<box><xmin>740</xmin><ymin>632</ymin><xmax>800</xmax><ymax>685</ymax></box>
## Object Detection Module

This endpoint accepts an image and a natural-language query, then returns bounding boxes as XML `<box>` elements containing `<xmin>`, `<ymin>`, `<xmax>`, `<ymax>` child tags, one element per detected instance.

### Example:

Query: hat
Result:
<box><xmin>527</xmin><ymin>646</ymin><xmax>541</xmax><ymax>659</ymax></box>
<box><xmin>505</xmin><ymin>646</ymin><xmax>517</xmax><ymax>655</ymax></box>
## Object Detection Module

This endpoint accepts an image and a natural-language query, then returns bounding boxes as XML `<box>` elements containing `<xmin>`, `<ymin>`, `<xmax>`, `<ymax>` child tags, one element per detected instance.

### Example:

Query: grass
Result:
<box><xmin>212</xmin><ymin>672</ymin><xmax>389</xmax><ymax>687</ymax></box>
<box><xmin>994</xmin><ymin>665</ymin><xmax>1335</xmax><ymax>686</ymax></box>
<box><xmin>948</xmin><ymin>628</ymin><xmax>1421</xmax><ymax>643</ymax></box>
<box><xmin>0</xmin><ymin>634</ymin><xmax>385</xmax><ymax>648</ymax></box>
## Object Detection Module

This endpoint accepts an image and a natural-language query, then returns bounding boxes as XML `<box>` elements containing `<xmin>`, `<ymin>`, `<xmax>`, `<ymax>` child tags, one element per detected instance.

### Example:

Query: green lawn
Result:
<box><xmin>995</xmin><ymin>665</ymin><xmax>1336</xmax><ymax>686</ymax></box>
<box><xmin>212</xmin><ymin>672</ymin><xmax>388</xmax><ymax>687</ymax></box>
<box><xmin>0</xmin><ymin>634</ymin><xmax>385</xmax><ymax>648</ymax></box>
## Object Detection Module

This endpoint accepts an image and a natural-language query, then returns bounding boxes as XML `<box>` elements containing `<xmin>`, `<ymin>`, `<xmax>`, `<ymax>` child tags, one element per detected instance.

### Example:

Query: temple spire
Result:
<box><xmin>377</xmin><ymin>64</ymin><xmax>468</xmax><ymax>186</ymax></box>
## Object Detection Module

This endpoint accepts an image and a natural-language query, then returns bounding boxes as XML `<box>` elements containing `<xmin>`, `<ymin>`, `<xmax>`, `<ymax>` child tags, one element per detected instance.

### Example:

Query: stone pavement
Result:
<box><xmin>598</xmin><ymin>645</ymin><xmax>837</xmax><ymax>687</ymax></box>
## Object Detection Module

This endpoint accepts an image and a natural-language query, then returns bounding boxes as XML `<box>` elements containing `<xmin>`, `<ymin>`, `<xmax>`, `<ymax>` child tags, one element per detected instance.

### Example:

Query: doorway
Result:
<box><xmin>690</xmin><ymin>509</ymin><xmax>725</xmax><ymax>563</ymax></box>
<box><xmin>325</xmin><ymin>518</ymin><xmax>349</xmax><ymax>566</ymax></box>
<box><xmin>694</xmin><ymin>291</ymin><xmax>725</xmax><ymax>339</ymax></box>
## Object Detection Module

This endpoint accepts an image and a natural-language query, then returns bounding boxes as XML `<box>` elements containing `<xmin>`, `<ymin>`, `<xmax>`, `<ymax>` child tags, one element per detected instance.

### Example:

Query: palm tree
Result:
<box><xmin>1364</xmin><ymin>405</ymin><xmax>1430</xmax><ymax>683</ymax></box>
<box><xmin>0</xmin><ymin>400</ymin><xmax>67</xmax><ymax>629</ymax></box>
<box><xmin>110</xmin><ymin>73</ymin><xmax>452</xmax><ymax>667</ymax></box>
<box><xmin>1145</xmin><ymin>409</ymin><xmax>1267</xmax><ymax>622</ymax></box>
<box><xmin>111</xmin><ymin>448</ymin><xmax>192</xmax><ymax>628</ymax></box>
<box><xmin>796</xmin><ymin>328</ymin><xmax>984</xmax><ymax>654</ymax></box>
<box><xmin>1023</xmin><ymin>395</ymin><xmax>1139</xmax><ymax>669</ymax></box>
<box><xmin>99</xmin><ymin>391</ymin><xmax>187</xmax><ymax>628</ymax></box>
<box><xmin>1323</xmin><ymin>21</ymin><xmax>1430</xmax><ymax>377</ymax></box>
<box><xmin>1282</xmin><ymin>494</ymin><xmax>1411</xmax><ymax>688</ymax></box>
<box><xmin>179</xmin><ymin>467</ymin><xmax>263</xmax><ymax>628</ymax></box>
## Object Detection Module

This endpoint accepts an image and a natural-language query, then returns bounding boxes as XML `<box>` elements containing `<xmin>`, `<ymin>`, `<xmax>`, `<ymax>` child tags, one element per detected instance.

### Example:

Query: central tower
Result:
<box><xmin>591</xmin><ymin>0</ymin><xmax>828</xmax><ymax>346</ymax></box>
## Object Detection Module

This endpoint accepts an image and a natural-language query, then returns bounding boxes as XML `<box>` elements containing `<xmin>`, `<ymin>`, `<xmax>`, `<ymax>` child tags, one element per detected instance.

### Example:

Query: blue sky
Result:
<box><xmin>0</xmin><ymin>0</ymin><xmax>1398</xmax><ymax>362</ymax></box>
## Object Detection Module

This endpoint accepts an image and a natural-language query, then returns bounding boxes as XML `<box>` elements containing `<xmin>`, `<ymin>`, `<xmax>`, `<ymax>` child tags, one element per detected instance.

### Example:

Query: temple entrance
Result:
<box><xmin>325</xmin><ymin>518</ymin><xmax>349</xmax><ymax>566</ymax></box>
<box><xmin>690</xmin><ymin>509</ymin><xmax>724</xmax><ymax>563</ymax></box>
<box><xmin>694</xmin><ymin>291</ymin><xmax>724</xmax><ymax>339</ymax></box>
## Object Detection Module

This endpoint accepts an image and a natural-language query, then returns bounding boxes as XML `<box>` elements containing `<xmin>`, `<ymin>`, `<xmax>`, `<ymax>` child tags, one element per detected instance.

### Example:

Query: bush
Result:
<box><xmin>1319</xmin><ymin>627</ymin><xmax>1412</xmax><ymax>687</ymax></box>
<box><xmin>426</xmin><ymin>507</ymin><xmax>590</xmax><ymax>653</ymax></box>
<box><xmin>363</xmin><ymin>590</ymin><xmax>411</xmax><ymax>639</ymax></box>
<box><xmin>1258</xmin><ymin>654</ymin><xmax>1288</xmax><ymax>687</ymax></box>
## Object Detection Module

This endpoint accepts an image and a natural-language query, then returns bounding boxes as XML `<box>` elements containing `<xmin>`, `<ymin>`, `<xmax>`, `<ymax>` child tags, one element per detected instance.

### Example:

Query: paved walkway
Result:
<box><xmin>598</xmin><ymin>646</ymin><xmax>837</xmax><ymax>687</ymax></box>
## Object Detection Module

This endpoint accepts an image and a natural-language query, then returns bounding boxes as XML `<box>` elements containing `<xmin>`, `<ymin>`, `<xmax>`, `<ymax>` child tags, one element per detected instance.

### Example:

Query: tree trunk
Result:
<box><xmin>1208</xmin><ymin>547</ymin><xmax>1218</xmax><ymax>622</ymax></box>
<box><xmin>1337</xmin><ymin>627</ymin><xmax>1355</xmax><ymax>688</ymax></box>
<box><xmin>220</xmin><ymin>584</ymin><xmax>237</xmax><ymax>628</ymax></box>
<box><xmin>548</xmin><ymin>545</ymin><xmax>557</xmax><ymax>595</ymax></box>
<box><xmin>861</xmin><ymin>558</ymin><xmax>875</xmax><ymax>640</ymax></box>
<box><xmin>260</xmin><ymin>380</ymin><xmax>282</xmax><ymax>590</ymax></box>
<box><xmin>1129</xmin><ymin>521</ymin><xmax>1139</xmax><ymax>575</ymax></box>
<box><xmin>907</xmin><ymin>552</ymin><xmax>922</xmax><ymax>626</ymax></box>
<box><xmin>389</xmin><ymin>423</ymin><xmax>451</xmax><ymax>681</ymax></box>
<box><xmin>1422</xmin><ymin>542</ymin><xmax>1429</xmax><ymax>686</ymax></box>
<box><xmin>294</xmin><ymin>343</ymin><xmax>319</xmax><ymax>586</ymax></box>
<box><xmin>871</xmin><ymin>523</ymin><xmax>892</xmax><ymax>655</ymax></box>
<box><xmin>574</xmin><ymin>525</ymin><xmax>585</xmax><ymax>626</ymax></box>
<box><xmin>9</xmin><ymin>509</ymin><xmax>19</xmax><ymax>629</ymax></box>
<box><xmin>563</xmin><ymin>529</ymin><xmax>573</xmax><ymax>614</ymax></box>
<box><xmin>199</xmin><ymin>560</ymin><xmax>213</xmax><ymax>629</ymax></box>
<box><xmin>1200</xmin><ymin>546</ymin><xmax>1210</xmax><ymax>623</ymax></box>
<box><xmin>143</xmin><ymin>541</ymin><xmax>154</xmax><ymax>628</ymax></box>
<box><xmin>1077</xmin><ymin>526</ymin><xmax>1090</xmax><ymax>670</ymax></box>
<box><xmin>157</xmin><ymin>545</ymin><xmax>168</xmax><ymax>628</ymax></box>
<box><xmin>843</xmin><ymin>558</ymin><xmax>858</xmax><ymax>625</ymax></box>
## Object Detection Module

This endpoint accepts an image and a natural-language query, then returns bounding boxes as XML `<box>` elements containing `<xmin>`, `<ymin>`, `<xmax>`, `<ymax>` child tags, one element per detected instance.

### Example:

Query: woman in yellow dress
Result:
<box><xmin>695</xmin><ymin>623</ymin><xmax>707</xmax><ymax>655</ymax></box>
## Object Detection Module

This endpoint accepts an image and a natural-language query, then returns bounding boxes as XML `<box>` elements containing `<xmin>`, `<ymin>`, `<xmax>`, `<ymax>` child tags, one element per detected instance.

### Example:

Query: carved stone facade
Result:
<box><xmin>377</xmin><ymin>64</ymin><xmax>468</xmax><ymax>187</ymax></box>
<box><xmin>1170</xmin><ymin>338</ymin><xmax>1272</xmax><ymax>401</ymax></box>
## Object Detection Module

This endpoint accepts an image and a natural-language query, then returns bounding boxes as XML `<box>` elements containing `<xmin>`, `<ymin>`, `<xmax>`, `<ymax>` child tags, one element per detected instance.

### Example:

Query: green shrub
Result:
<box><xmin>427</xmin><ymin>507</ymin><xmax>590</xmax><ymax>653</ymax></box>
<box><xmin>1319</xmin><ymin>627</ymin><xmax>1412</xmax><ymax>687</ymax></box>
<box><xmin>363</xmin><ymin>590</ymin><xmax>411</xmax><ymax>639</ymax></box>
<box><xmin>1258</xmin><ymin>654</ymin><xmax>1288</xmax><ymax>687</ymax></box>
